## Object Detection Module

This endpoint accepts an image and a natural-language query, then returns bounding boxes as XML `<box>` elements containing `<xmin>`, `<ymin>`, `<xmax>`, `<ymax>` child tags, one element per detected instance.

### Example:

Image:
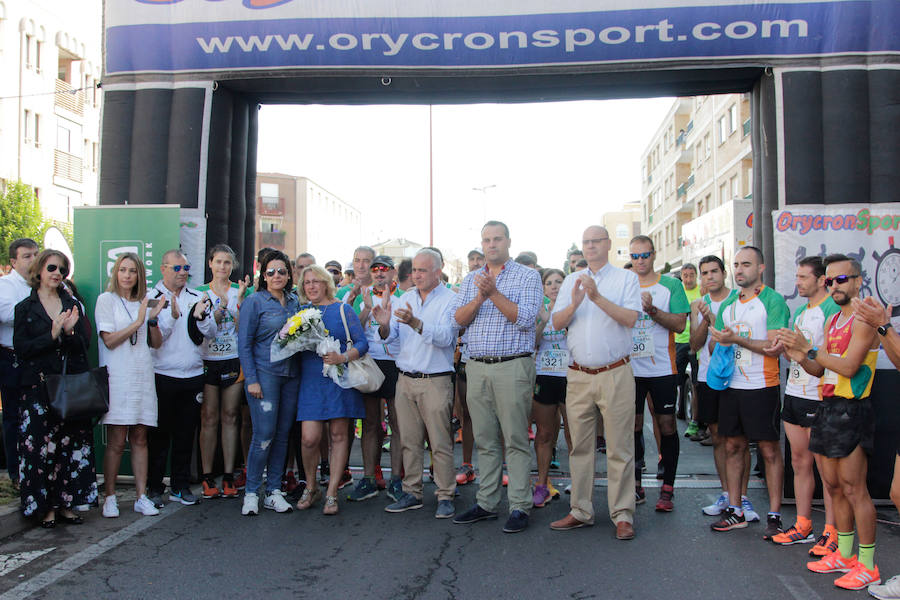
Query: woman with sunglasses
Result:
<box><xmin>13</xmin><ymin>250</ymin><xmax>98</xmax><ymax>527</ymax></box>
<box><xmin>237</xmin><ymin>251</ymin><xmax>301</xmax><ymax>516</ymax></box>
<box><xmin>196</xmin><ymin>244</ymin><xmax>250</xmax><ymax>500</ymax></box>
<box><xmin>295</xmin><ymin>264</ymin><xmax>368</xmax><ymax>515</ymax></box>
<box><xmin>95</xmin><ymin>252</ymin><xmax>166</xmax><ymax>517</ymax></box>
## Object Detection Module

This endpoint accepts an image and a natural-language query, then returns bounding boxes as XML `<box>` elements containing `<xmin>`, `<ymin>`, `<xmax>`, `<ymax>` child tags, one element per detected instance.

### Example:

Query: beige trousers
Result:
<box><xmin>565</xmin><ymin>363</ymin><xmax>636</xmax><ymax>525</ymax></box>
<box><xmin>394</xmin><ymin>374</ymin><xmax>456</xmax><ymax>501</ymax></box>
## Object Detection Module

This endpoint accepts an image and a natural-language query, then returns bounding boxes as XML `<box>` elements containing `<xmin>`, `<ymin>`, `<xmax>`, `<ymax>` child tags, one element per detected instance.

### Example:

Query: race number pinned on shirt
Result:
<box><xmin>206</xmin><ymin>332</ymin><xmax>237</xmax><ymax>358</ymax></box>
<box><xmin>538</xmin><ymin>349</ymin><xmax>569</xmax><ymax>374</ymax></box>
<box><xmin>632</xmin><ymin>325</ymin><xmax>654</xmax><ymax>359</ymax></box>
<box><xmin>788</xmin><ymin>360</ymin><xmax>809</xmax><ymax>386</ymax></box>
<box><xmin>732</xmin><ymin>324</ymin><xmax>752</xmax><ymax>368</ymax></box>
<box><xmin>822</xmin><ymin>353</ymin><xmax>841</xmax><ymax>387</ymax></box>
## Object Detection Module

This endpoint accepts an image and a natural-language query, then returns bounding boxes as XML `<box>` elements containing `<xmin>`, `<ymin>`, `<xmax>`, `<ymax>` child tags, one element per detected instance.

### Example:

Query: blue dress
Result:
<box><xmin>297</xmin><ymin>302</ymin><xmax>369</xmax><ymax>421</ymax></box>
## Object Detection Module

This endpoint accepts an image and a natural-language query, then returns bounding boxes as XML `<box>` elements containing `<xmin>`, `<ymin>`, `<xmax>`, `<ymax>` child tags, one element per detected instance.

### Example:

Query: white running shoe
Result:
<box><xmin>702</xmin><ymin>492</ymin><xmax>729</xmax><ymax>516</ymax></box>
<box><xmin>868</xmin><ymin>574</ymin><xmax>900</xmax><ymax>600</ymax></box>
<box><xmin>741</xmin><ymin>496</ymin><xmax>760</xmax><ymax>523</ymax></box>
<box><xmin>264</xmin><ymin>489</ymin><xmax>293</xmax><ymax>513</ymax></box>
<box><xmin>134</xmin><ymin>494</ymin><xmax>160</xmax><ymax>516</ymax></box>
<box><xmin>102</xmin><ymin>495</ymin><xmax>119</xmax><ymax>518</ymax></box>
<box><xmin>242</xmin><ymin>492</ymin><xmax>259</xmax><ymax>516</ymax></box>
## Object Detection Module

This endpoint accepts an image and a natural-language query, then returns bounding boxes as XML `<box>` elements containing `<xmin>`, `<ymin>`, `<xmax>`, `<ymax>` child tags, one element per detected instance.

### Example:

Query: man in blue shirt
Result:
<box><xmin>451</xmin><ymin>221</ymin><xmax>543</xmax><ymax>533</ymax></box>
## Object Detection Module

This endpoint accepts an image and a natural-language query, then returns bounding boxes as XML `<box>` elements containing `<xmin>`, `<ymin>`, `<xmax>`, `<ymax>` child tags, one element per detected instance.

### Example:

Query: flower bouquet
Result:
<box><xmin>270</xmin><ymin>307</ymin><xmax>329</xmax><ymax>362</ymax></box>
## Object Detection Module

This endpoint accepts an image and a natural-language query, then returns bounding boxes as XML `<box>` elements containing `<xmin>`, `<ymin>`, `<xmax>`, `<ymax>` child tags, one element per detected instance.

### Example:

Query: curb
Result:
<box><xmin>0</xmin><ymin>500</ymin><xmax>30</xmax><ymax>541</ymax></box>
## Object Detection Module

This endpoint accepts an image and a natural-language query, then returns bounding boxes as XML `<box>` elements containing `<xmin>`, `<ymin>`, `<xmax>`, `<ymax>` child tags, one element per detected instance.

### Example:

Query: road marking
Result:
<box><xmin>777</xmin><ymin>575</ymin><xmax>822</xmax><ymax>600</ymax></box>
<box><xmin>0</xmin><ymin>550</ymin><xmax>55</xmax><ymax>578</ymax></box>
<box><xmin>0</xmin><ymin>504</ymin><xmax>183</xmax><ymax>600</ymax></box>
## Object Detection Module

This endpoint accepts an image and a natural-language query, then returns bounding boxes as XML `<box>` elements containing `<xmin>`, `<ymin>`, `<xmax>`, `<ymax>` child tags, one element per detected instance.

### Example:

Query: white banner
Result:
<box><xmin>772</xmin><ymin>203</ymin><xmax>900</xmax><ymax>369</ymax></box>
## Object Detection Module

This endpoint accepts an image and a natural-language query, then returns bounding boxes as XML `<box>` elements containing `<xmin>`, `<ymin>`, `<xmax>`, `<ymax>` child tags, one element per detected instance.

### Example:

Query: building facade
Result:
<box><xmin>0</xmin><ymin>0</ymin><xmax>103</xmax><ymax>223</ymax></box>
<box><xmin>640</xmin><ymin>94</ymin><xmax>752</xmax><ymax>271</ymax></box>
<box><xmin>601</xmin><ymin>201</ymin><xmax>642</xmax><ymax>269</ymax></box>
<box><xmin>255</xmin><ymin>172</ymin><xmax>362</xmax><ymax>266</ymax></box>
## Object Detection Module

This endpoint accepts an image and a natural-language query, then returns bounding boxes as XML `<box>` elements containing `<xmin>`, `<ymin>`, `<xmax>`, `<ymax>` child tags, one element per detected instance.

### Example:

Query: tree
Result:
<box><xmin>0</xmin><ymin>181</ymin><xmax>49</xmax><ymax>264</ymax></box>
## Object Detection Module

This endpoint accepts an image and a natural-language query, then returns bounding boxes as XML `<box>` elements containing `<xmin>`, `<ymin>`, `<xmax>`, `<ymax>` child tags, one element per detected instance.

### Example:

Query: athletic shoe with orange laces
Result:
<box><xmin>834</xmin><ymin>563</ymin><xmax>880</xmax><ymax>590</ymax></box>
<box><xmin>221</xmin><ymin>478</ymin><xmax>238</xmax><ymax>498</ymax></box>
<box><xmin>809</xmin><ymin>527</ymin><xmax>839</xmax><ymax>557</ymax></box>
<box><xmin>772</xmin><ymin>520</ymin><xmax>814</xmax><ymax>545</ymax></box>
<box><xmin>808</xmin><ymin>551</ymin><xmax>858</xmax><ymax>574</ymax></box>
<box><xmin>202</xmin><ymin>477</ymin><xmax>220</xmax><ymax>499</ymax></box>
<box><xmin>234</xmin><ymin>468</ymin><xmax>247</xmax><ymax>490</ymax></box>
<box><xmin>455</xmin><ymin>463</ymin><xmax>475</xmax><ymax>485</ymax></box>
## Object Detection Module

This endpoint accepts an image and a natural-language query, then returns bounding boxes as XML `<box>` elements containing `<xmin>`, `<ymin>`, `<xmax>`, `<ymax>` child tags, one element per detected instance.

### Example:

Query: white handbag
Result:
<box><xmin>338</xmin><ymin>303</ymin><xmax>385</xmax><ymax>394</ymax></box>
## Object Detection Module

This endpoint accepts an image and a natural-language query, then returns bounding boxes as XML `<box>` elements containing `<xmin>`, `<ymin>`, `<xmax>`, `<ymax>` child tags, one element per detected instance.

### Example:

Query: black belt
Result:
<box><xmin>400</xmin><ymin>370</ymin><xmax>453</xmax><ymax>379</ymax></box>
<box><xmin>469</xmin><ymin>353</ymin><xmax>533</xmax><ymax>364</ymax></box>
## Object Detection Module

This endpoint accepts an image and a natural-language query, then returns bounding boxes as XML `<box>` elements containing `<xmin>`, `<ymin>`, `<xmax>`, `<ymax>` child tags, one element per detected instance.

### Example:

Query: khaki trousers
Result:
<box><xmin>565</xmin><ymin>363</ymin><xmax>636</xmax><ymax>525</ymax></box>
<box><xmin>465</xmin><ymin>357</ymin><xmax>535</xmax><ymax>514</ymax></box>
<box><xmin>395</xmin><ymin>374</ymin><xmax>456</xmax><ymax>501</ymax></box>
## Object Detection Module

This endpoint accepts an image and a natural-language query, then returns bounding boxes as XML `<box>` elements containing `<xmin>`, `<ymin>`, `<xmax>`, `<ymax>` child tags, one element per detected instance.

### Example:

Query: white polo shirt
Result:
<box><xmin>151</xmin><ymin>282</ymin><xmax>218</xmax><ymax>379</ymax></box>
<box><xmin>0</xmin><ymin>270</ymin><xmax>31</xmax><ymax>349</ymax></box>
<box><xmin>553</xmin><ymin>262</ymin><xmax>641</xmax><ymax>368</ymax></box>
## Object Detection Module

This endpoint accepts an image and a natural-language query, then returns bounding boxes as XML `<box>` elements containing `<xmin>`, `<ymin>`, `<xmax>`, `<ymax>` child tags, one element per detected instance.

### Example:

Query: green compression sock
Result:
<box><xmin>837</xmin><ymin>531</ymin><xmax>855</xmax><ymax>559</ymax></box>
<box><xmin>858</xmin><ymin>543</ymin><xmax>875</xmax><ymax>570</ymax></box>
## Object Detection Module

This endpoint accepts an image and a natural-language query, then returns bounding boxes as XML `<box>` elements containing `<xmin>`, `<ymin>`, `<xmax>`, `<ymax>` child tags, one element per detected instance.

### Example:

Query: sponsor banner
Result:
<box><xmin>772</xmin><ymin>204</ymin><xmax>900</xmax><ymax>369</ymax></box>
<box><xmin>105</xmin><ymin>0</ymin><xmax>900</xmax><ymax>74</ymax></box>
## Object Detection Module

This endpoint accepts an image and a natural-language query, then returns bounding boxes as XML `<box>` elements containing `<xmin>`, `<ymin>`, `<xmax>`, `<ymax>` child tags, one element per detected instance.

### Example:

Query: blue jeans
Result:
<box><xmin>245</xmin><ymin>370</ymin><xmax>300</xmax><ymax>495</ymax></box>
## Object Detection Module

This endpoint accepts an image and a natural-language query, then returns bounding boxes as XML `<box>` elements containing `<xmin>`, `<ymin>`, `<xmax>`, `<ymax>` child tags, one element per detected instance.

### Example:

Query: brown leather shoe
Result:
<box><xmin>550</xmin><ymin>514</ymin><xmax>592</xmax><ymax>531</ymax></box>
<box><xmin>616</xmin><ymin>521</ymin><xmax>635</xmax><ymax>540</ymax></box>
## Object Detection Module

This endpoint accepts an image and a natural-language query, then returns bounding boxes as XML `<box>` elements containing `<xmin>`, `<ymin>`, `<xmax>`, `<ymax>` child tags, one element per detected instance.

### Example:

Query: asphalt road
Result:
<box><xmin>1</xmin><ymin>423</ymin><xmax>898</xmax><ymax>600</ymax></box>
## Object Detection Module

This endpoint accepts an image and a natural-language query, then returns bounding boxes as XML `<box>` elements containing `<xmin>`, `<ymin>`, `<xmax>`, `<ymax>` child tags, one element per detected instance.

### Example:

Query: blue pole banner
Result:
<box><xmin>105</xmin><ymin>0</ymin><xmax>899</xmax><ymax>75</ymax></box>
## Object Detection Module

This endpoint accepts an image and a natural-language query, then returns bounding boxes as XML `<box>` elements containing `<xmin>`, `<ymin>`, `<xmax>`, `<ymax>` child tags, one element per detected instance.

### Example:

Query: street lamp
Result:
<box><xmin>472</xmin><ymin>184</ymin><xmax>497</xmax><ymax>224</ymax></box>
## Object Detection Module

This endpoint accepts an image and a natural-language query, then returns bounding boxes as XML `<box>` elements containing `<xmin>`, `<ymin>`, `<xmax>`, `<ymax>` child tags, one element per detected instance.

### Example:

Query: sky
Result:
<box><xmin>256</xmin><ymin>97</ymin><xmax>674</xmax><ymax>269</ymax></box>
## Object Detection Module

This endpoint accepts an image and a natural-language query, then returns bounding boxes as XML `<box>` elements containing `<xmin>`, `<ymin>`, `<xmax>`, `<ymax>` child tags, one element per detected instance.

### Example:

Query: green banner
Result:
<box><xmin>73</xmin><ymin>205</ymin><xmax>182</xmax><ymax>475</ymax></box>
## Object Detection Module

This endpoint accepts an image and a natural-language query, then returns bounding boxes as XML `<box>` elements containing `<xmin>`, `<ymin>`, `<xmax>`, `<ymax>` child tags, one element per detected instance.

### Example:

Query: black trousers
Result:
<box><xmin>149</xmin><ymin>374</ymin><xmax>203</xmax><ymax>493</ymax></box>
<box><xmin>0</xmin><ymin>348</ymin><xmax>21</xmax><ymax>481</ymax></box>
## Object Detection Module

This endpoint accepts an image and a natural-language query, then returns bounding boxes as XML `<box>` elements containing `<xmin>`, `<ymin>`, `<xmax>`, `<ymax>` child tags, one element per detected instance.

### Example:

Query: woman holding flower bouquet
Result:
<box><xmin>236</xmin><ymin>250</ymin><xmax>300</xmax><ymax>516</ymax></box>
<box><xmin>295</xmin><ymin>265</ymin><xmax>368</xmax><ymax>515</ymax></box>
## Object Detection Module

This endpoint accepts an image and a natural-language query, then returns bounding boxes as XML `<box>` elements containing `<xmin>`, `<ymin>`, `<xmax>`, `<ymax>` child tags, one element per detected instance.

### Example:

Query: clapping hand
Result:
<box><xmin>148</xmin><ymin>297</ymin><xmax>165</xmax><ymax>319</ymax></box>
<box><xmin>571</xmin><ymin>277</ymin><xmax>587</xmax><ymax>307</ymax></box>
<box><xmin>474</xmin><ymin>271</ymin><xmax>497</xmax><ymax>300</ymax></box>
<box><xmin>238</xmin><ymin>275</ymin><xmax>251</xmax><ymax>300</ymax></box>
<box><xmin>394</xmin><ymin>303</ymin><xmax>422</xmax><ymax>331</ymax></box>
<box><xmin>696</xmin><ymin>301</ymin><xmax>714</xmax><ymax>325</ymax></box>
<box><xmin>709</xmin><ymin>325</ymin><xmax>737</xmax><ymax>346</ymax></box>
<box><xmin>170</xmin><ymin>295</ymin><xmax>181</xmax><ymax>320</ymax></box>
<box><xmin>852</xmin><ymin>296</ymin><xmax>891</xmax><ymax>329</ymax></box>
<box><xmin>62</xmin><ymin>308</ymin><xmax>80</xmax><ymax>335</ymax></box>
<box><xmin>641</xmin><ymin>292</ymin><xmax>654</xmax><ymax>313</ymax></box>
<box><xmin>775</xmin><ymin>327</ymin><xmax>808</xmax><ymax>363</ymax></box>
<box><xmin>51</xmin><ymin>309</ymin><xmax>72</xmax><ymax>338</ymax></box>
<box><xmin>577</xmin><ymin>272</ymin><xmax>599</xmax><ymax>301</ymax></box>
<box><xmin>371</xmin><ymin>288</ymin><xmax>392</xmax><ymax>327</ymax></box>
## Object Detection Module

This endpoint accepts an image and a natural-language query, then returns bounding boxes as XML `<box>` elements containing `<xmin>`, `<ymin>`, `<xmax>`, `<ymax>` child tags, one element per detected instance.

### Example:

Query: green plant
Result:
<box><xmin>0</xmin><ymin>181</ymin><xmax>50</xmax><ymax>264</ymax></box>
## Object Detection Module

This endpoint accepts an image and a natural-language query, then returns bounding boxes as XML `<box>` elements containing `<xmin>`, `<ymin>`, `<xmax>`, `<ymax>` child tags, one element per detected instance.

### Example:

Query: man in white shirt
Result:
<box><xmin>550</xmin><ymin>226</ymin><xmax>641</xmax><ymax>540</ymax></box>
<box><xmin>147</xmin><ymin>249</ymin><xmax>217</xmax><ymax>507</ymax></box>
<box><xmin>0</xmin><ymin>238</ymin><xmax>39</xmax><ymax>484</ymax></box>
<box><xmin>374</xmin><ymin>249</ymin><xmax>459</xmax><ymax>518</ymax></box>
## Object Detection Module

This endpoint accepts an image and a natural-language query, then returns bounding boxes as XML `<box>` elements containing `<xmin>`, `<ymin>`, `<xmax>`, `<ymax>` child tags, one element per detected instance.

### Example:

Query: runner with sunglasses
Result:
<box><xmin>777</xmin><ymin>254</ymin><xmax>881</xmax><ymax>590</ymax></box>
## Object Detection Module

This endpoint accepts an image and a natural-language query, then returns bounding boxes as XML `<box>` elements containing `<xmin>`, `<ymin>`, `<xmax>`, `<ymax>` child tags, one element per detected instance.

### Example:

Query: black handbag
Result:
<box><xmin>44</xmin><ymin>341</ymin><xmax>110</xmax><ymax>420</ymax></box>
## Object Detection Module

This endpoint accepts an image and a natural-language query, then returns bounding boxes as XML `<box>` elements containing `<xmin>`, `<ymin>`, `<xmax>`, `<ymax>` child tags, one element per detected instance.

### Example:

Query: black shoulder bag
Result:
<box><xmin>44</xmin><ymin>336</ymin><xmax>110</xmax><ymax>420</ymax></box>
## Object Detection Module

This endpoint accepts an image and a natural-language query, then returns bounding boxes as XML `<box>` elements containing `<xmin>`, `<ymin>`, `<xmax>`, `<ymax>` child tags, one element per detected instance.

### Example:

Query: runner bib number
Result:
<box><xmin>632</xmin><ymin>328</ymin><xmax>654</xmax><ymax>359</ymax></box>
<box><xmin>788</xmin><ymin>360</ymin><xmax>809</xmax><ymax>385</ymax></box>
<box><xmin>207</xmin><ymin>332</ymin><xmax>237</xmax><ymax>357</ymax></box>
<box><xmin>822</xmin><ymin>353</ymin><xmax>840</xmax><ymax>386</ymax></box>
<box><xmin>538</xmin><ymin>349</ymin><xmax>569</xmax><ymax>374</ymax></box>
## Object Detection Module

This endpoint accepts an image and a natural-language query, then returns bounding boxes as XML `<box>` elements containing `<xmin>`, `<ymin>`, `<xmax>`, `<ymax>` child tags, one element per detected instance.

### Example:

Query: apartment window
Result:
<box><xmin>616</xmin><ymin>224</ymin><xmax>629</xmax><ymax>238</ymax></box>
<box><xmin>84</xmin><ymin>139</ymin><xmax>92</xmax><ymax>169</ymax></box>
<box><xmin>260</xmin><ymin>182</ymin><xmax>279</xmax><ymax>198</ymax></box>
<box><xmin>704</xmin><ymin>133</ymin><xmax>711</xmax><ymax>158</ymax></box>
<box><xmin>746</xmin><ymin>167</ymin><xmax>753</xmax><ymax>198</ymax></box>
<box><xmin>57</xmin><ymin>124</ymin><xmax>72</xmax><ymax>154</ymax></box>
<box><xmin>259</xmin><ymin>217</ymin><xmax>281</xmax><ymax>233</ymax></box>
<box><xmin>695</xmin><ymin>143</ymin><xmax>703</xmax><ymax>166</ymax></box>
<box><xmin>93</xmin><ymin>142</ymin><xmax>99</xmax><ymax>171</ymax></box>
<box><xmin>719</xmin><ymin>182</ymin><xmax>729</xmax><ymax>206</ymax></box>
<box><xmin>730</xmin><ymin>175</ymin><xmax>739</xmax><ymax>200</ymax></box>
<box><xmin>35</xmin><ymin>41</ymin><xmax>43</xmax><ymax>72</ymax></box>
<box><xmin>718</xmin><ymin>116</ymin><xmax>728</xmax><ymax>144</ymax></box>
<box><xmin>25</xmin><ymin>34</ymin><xmax>34</xmax><ymax>68</ymax></box>
<box><xmin>23</xmin><ymin>110</ymin><xmax>32</xmax><ymax>143</ymax></box>
<box><xmin>729</xmin><ymin>104</ymin><xmax>739</xmax><ymax>134</ymax></box>
<box><xmin>34</xmin><ymin>114</ymin><xmax>41</xmax><ymax>146</ymax></box>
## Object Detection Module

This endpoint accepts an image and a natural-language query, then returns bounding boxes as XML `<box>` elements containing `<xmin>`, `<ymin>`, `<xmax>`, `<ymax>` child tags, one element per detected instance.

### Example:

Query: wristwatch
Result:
<box><xmin>647</xmin><ymin>305</ymin><xmax>658</xmax><ymax>317</ymax></box>
<box><xmin>148</xmin><ymin>318</ymin><xmax>159</xmax><ymax>328</ymax></box>
<box><xmin>877</xmin><ymin>322</ymin><xmax>893</xmax><ymax>337</ymax></box>
<box><xmin>807</xmin><ymin>346</ymin><xmax>818</xmax><ymax>361</ymax></box>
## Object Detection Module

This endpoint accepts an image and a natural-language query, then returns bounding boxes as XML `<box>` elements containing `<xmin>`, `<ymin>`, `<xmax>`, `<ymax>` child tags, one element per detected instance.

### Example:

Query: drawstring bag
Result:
<box><xmin>706</xmin><ymin>343</ymin><xmax>735</xmax><ymax>391</ymax></box>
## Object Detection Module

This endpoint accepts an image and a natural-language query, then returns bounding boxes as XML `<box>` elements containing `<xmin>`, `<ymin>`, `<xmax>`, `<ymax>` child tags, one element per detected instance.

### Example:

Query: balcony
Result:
<box><xmin>55</xmin><ymin>79</ymin><xmax>84</xmax><ymax>116</ymax></box>
<box><xmin>258</xmin><ymin>196</ymin><xmax>285</xmax><ymax>216</ymax></box>
<box><xmin>743</xmin><ymin>118</ymin><xmax>751</xmax><ymax>138</ymax></box>
<box><xmin>675</xmin><ymin>144</ymin><xmax>693</xmax><ymax>165</ymax></box>
<box><xmin>677</xmin><ymin>183</ymin><xmax>687</xmax><ymax>198</ymax></box>
<box><xmin>687</xmin><ymin>173</ymin><xmax>695</xmax><ymax>189</ymax></box>
<box><xmin>676</xmin><ymin>131</ymin><xmax>686</xmax><ymax>147</ymax></box>
<box><xmin>259</xmin><ymin>230</ymin><xmax>286</xmax><ymax>248</ymax></box>
<box><xmin>686</xmin><ymin>120</ymin><xmax>694</xmax><ymax>135</ymax></box>
<box><xmin>53</xmin><ymin>149</ymin><xmax>82</xmax><ymax>183</ymax></box>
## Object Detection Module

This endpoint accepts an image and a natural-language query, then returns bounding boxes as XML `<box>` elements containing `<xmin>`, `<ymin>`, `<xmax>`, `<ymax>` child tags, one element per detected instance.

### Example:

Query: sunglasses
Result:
<box><xmin>266</xmin><ymin>267</ymin><xmax>288</xmax><ymax>277</ymax></box>
<box><xmin>370</xmin><ymin>265</ymin><xmax>391</xmax><ymax>272</ymax></box>
<box><xmin>630</xmin><ymin>251</ymin><xmax>653</xmax><ymax>260</ymax></box>
<box><xmin>46</xmin><ymin>263</ymin><xmax>70</xmax><ymax>277</ymax></box>
<box><xmin>825</xmin><ymin>274</ymin><xmax>859</xmax><ymax>287</ymax></box>
<box><xmin>165</xmin><ymin>264</ymin><xmax>191</xmax><ymax>273</ymax></box>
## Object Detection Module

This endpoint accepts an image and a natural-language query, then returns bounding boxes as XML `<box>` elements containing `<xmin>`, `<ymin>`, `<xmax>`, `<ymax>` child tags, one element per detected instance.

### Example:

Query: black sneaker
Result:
<box><xmin>452</xmin><ymin>504</ymin><xmax>498</xmax><ymax>525</ymax></box>
<box><xmin>763</xmin><ymin>514</ymin><xmax>784</xmax><ymax>540</ymax></box>
<box><xmin>635</xmin><ymin>485</ymin><xmax>646</xmax><ymax>505</ymax></box>
<box><xmin>711</xmin><ymin>508</ymin><xmax>748</xmax><ymax>532</ymax></box>
<box><xmin>502</xmin><ymin>510</ymin><xmax>529</xmax><ymax>533</ymax></box>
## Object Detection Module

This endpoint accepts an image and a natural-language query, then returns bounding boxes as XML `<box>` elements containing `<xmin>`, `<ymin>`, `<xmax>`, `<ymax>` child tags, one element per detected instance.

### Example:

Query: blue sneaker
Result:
<box><xmin>387</xmin><ymin>477</ymin><xmax>403</xmax><ymax>502</ymax></box>
<box><xmin>702</xmin><ymin>492</ymin><xmax>729</xmax><ymax>516</ymax></box>
<box><xmin>385</xmin><ymin>492</ymin><xmax>423</xmax><ymax>513</ymax></box>
<box><xmin>742</xmin><ymin>496</ymin><xmax>760</xmax><ymax>523</ymax></box>
<box><xmin>169</xmin><ymin>489</ymin><xmax>198</xmax><ymax>506</ymax></box>
<box><xmin>347</xmin><ymin>477</ymin><xmax>379</xmax><ymax>502</ymax></box>
<box><xmin>502</xmin><ymin>510</ymin><xmax>529</xmax><ymax>533</ymax></box>
<box><xmin>452</xmin><ymin>504</ymin><xmax>498</xmax><ymax>525</ymax></box>
<box><xmin>435</xmin><ymin>500</ymin><xmax>455</xmax><ymax>519</ymax></box>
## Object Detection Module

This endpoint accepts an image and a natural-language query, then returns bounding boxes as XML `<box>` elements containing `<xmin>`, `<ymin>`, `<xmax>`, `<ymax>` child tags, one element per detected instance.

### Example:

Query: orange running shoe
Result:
<box><xmin>808</xmin><ymin>551</ymin><xmax>858</xmax><ymax>574</ymax></box>
<box><xmin>221</xmin><ymin>478</ymin><xmax>238</xmax><ymax>498</ymax></box>
<box><xmin>455</xmin><ymin>463</ymin><xmax>475</xmax><ymax>485</ymax></box>
<box><xmin>834</xmin><ymin>563</ymin><xmax>881</xmax><ymax>590</ymax></box>
<box><xmin>772</xmin><ymin>520</ymin><xmax>814</xmax><ymax>545</ymax></box>
<box><xmin>809</xmin><ymin>527</ymin><xmax>839</xmax><ymax>557</ymax></box>
<box><xmin>202</xmin><ymin>477</ymin><xmax>220</xmax><ymax>499</ymax></box>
